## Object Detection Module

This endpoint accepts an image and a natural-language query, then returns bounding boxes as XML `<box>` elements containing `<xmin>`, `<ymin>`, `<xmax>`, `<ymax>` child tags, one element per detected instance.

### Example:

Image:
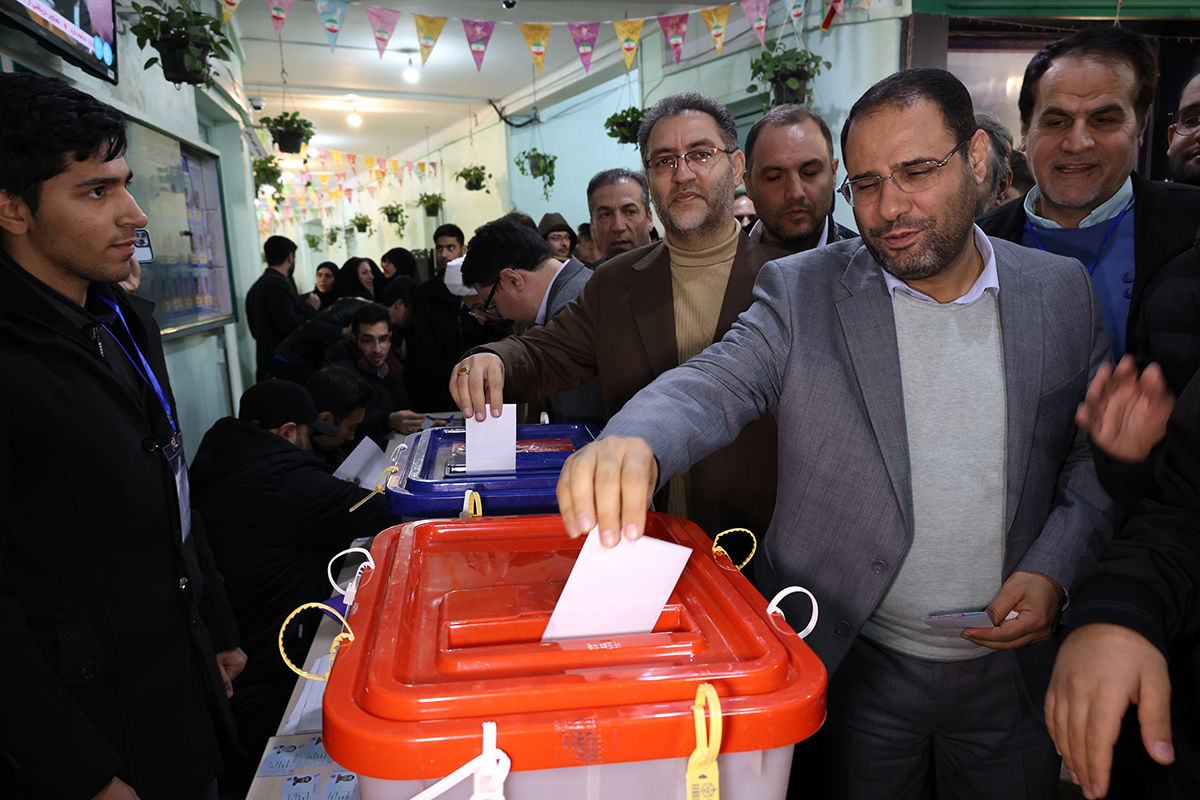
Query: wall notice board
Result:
<box><xmin>125</xmin><ymin>121</ymin><xmax>235</xmax><ymax>338</ymax></box>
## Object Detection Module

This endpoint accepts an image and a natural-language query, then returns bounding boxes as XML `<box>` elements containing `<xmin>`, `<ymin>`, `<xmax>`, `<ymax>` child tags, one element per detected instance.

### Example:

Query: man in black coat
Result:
<box><xmin>190</xmin><ymin>380</ymin><xmax>396</xmax><ymax>795</ymax></box>
<box><xmin>1047</xmin><ymin>369</ymin><xmax>1200</xmax><ymax>800</ymax></box>
<box><xmin>0</xmin><ymin>73</ymin><xmax>241</xmax><ymax>800</ymax></box>
<box><xmin>245</xmin><ymin>235</ymin><xmax>318</xmax><ymax>380</ymax></box>
<box><xmin>976</xmin><ymin>27</ymin><xmax>1200</xmax><ymax>367</ymax></box>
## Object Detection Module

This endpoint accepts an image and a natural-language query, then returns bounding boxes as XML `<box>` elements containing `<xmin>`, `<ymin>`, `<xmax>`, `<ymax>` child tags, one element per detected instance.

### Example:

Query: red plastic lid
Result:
<box><xmin>323</xmin><ymin>513</ymin><xmax>826</xmax><ymax>780</ymax></box>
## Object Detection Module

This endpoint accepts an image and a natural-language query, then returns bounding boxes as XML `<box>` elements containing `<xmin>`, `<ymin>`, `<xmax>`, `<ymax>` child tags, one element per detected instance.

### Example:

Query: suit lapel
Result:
<box><xmin>714</xmin><ymin>234</ymin><xmax>766</xmax><ymax>342</ymax></box>
<box><xmin>628</xmin><ymin>243</ymin><xmax>679</xmax><ymax>374</ymax></box>
<box><xmin>835</xmin><ymin>249</ymin><xmax>911</xmax><ymax>529</ymax></box>
<box><xmin>995</xmin><ymin>250</ymin><xmax>1043</xmax><ymax>535</ymax></box>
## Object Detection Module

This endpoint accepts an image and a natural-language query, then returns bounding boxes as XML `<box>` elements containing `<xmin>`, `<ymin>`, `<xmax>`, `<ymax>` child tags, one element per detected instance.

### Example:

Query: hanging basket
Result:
<box><xmin>384</xmin><ymin>211</ymin><xmax>400</xmax><ymax>223</ymax></box>
<box><xmin>464</xmin><ymin>176</ymin><xmax>486</xmax><ymax>191</ymax></box>
<box><xmin>770</xmin><ymin>73</ymin><xmax>809</xmax><ymax>107</ymax></box>
<box><xmin>271</xmin><ymin>129</ymin><xmax>305</xmax><ymax>154</ymax></box>
<box><xmin>354</xmin><ymin>223</ymin><xmax>369</xmax><ymax>233</ymax></box>
<box><xmin>527</xmin><ymin>153</ymin><xmax>552</xmax><ymax>176</ymax></box>
<box><xmin>152</xmin><ymin>39</ymin><xmax>211</xmax><ymax>85</ymax></box>
<box><xmin>424</xmin><ymin>204</ymin><xmax>441</xmax><ymax>217</ymax></box>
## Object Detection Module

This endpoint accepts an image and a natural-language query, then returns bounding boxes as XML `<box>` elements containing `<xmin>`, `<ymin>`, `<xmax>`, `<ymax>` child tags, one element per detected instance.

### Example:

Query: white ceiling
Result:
<box><xmin>233</xmin><ymin>1</ymin><xmax>701</xmax><ymax>160</ymax></box>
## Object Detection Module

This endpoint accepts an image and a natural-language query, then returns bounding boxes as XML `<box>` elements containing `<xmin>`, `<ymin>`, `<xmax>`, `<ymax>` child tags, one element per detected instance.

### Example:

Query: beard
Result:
<box><xmin>651</xmin><ymin>160</ymin><xmax>738</xmax><ymax>243</ymax></box>
<box><xmin>1169</xmin><ymin>144</ymin><xmax>1200</xmax><ymax>187</ymax></box>
<box><xmin>860</xmin><ymin>176</ymin><xmax>978</xmax><ymax>282</ymax></box>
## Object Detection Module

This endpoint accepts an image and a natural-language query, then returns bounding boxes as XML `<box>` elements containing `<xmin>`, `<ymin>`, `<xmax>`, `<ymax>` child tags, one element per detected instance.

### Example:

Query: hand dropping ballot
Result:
<box><xmin>465</xmin><ymin>403</ymin><xmax>516</xmax><ymax>473</ymax></box>
<box><xmin>542</xmin><ymin>527</ymin><xmax>692</xmax><ymax>641</ymax></box>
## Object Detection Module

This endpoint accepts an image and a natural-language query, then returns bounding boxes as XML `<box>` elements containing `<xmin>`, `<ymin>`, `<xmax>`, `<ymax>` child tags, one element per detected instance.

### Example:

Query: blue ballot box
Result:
<box><xmin>385</xmin><ymin>423</ymin><xmax>600</xmax><ymax>517</ymax></box>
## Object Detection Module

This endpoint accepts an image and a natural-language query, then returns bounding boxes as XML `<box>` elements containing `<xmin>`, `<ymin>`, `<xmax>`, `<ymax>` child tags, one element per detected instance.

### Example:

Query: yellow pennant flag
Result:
<box><xmin>329</xmin><ymin>188</ymin><xmax>343</xmax><ymax>201</ymax></box>
<box><xmin>317</xmin><ymin>174</ymin><xmax>330</xmax><ymax>189</ymax></box>
<box><xmin>613</xmin><ymin>19</ymin><xmax>644</xmax><ymax>70</ymax></box>
<box><xmin>330</xmin><ymin>150</ymin><xmax>344</xmax><ymax>165</ymax></box>
<box><xmin>520</xmin><ymin>23</ymin><xmax>551</xmax><ymax>72</ymax></box>
<box><xmin>701</xmin><ymin>6</ymin><xmax>731</xmax><ymax>54</ymax></box>
<box><xmin>414</xmin><ymin>15</ymin><xmax>447</xmax><ymax>66</ymax></box>
<box><xmin>364</xmin><ymin>156</ymin><xmax>375</xmax><ymax>169</ymax></box>
<box><xmin>220</xmin><ymin>0</ymin><xmax>242</xmax><ymax>23</ymax></box>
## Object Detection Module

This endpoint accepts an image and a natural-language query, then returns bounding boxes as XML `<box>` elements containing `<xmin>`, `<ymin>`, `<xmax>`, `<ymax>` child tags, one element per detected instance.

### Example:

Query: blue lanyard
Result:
<box><xmin>96</xmin><ymin>295</ymin><xmax>179</xmax><ymax>434</ymax></box>
<box><xmin>1024</xmin><ymin>197</ymin><xmax>1134</xmax><ymax>275</ymax></box>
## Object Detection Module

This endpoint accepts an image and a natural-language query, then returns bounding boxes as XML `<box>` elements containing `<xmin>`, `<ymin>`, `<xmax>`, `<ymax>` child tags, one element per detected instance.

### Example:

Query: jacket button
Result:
<box><xmin>141</xmin><ymin>437</ymin><xmax>158</xmax><ymax>453</ymax></box>
<box><xmin>79</xmin><ymin>662</ymin><xmax>97</xmax><ymax>682</ymax></box>
<box><xmin>835</xmin><ymin>620</ymin><xmax>851</xmax><ymax>636</ymax></box>
<box><xmin>871</xmin><ymin>559</ymin><xmax>888</xmax><ymax>574</ymax></box>
<box><xmin>178</xmin><ymin>577</ymin><xmax>188</xmax><ymax>591</ymax></box>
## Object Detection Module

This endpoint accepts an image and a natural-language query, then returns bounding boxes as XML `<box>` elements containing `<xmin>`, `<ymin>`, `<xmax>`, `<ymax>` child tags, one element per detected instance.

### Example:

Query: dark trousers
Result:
<box><xmin>791</xmin><ymin>636</ymin><xmax>1061</xmax><ymax>800</ymax></box>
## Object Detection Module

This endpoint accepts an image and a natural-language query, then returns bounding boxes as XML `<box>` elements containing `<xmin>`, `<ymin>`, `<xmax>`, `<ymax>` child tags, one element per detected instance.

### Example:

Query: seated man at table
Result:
<box><xmin>190</xmin><ymin>380</ymin><xmax>396</xmax><ymax>796</ymax></box>
<box><xmin>305</xmin><ymin>365</ymin><xmax>373</xmax><ymax>469</ymax></box>
<box><xmin>325</xmin><ymin>302</ymin><xmax>426</xmax><ymax>446</ymax></box>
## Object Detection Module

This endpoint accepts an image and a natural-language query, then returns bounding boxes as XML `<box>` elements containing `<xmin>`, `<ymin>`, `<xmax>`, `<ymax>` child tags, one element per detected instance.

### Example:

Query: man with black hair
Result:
<box><xmin>326</xmin><ymin>302</ymin><xmax>425</xmax><ymax>444</ymax></box>
<box><xmin>451</xmin><ymin>92</ymin><xmax>782</xmax><ymax>539</ymax></box>
<box><xmin>575</xmin><ymin>222</ymin><xmax>601</xmax><ymax>265</ymax></box>
<box><xmin>406</xmin><ymin>223</ymin><xmax>508</xmax><ymax>410</ymax></box>
<box><xmin>305</xmin><ymin>365</ymin><xmax>374</xmax><ymax>468</ymax></box>
<box><xmin>246</xmin><ymin>235</ymin><xmax>319</xmax><ymax>380</ymax></box>
<box><xmin>586</xmin><ymin>167</ymin><xmax>654</xmax><ymax>262</ymax></box>
<box><xmin>555</xmin><ymin>69</ymin><xmax>1111</xmax><ymax>799</ymax></box>
<box><xmin>978</xmin><ymin>26</ymin><xmax>1200</xmax><ymax>364</ymax></box>
<box><xmin>461</xmin><ymin>218</ymin><xmax>604</xmax><ymax>426</ymax></box>
<box><xmin>190</xmin><ymin>380</ymin><xmax>395</xmax><ymax>795</ymax></box>
<box><xmin>0</xmin><ymin>72</ymin><xmax>242</xmax><ymax>800</ymax></box>
<box><xmin>742</xmin><ymin>103</ymin><xmax>856</xmax><ymax>253</ymax></box>
<box><xmin>1167</xmin><ymin>66</ymin><xmax>1200</xmax><ymax>187</ymax></box>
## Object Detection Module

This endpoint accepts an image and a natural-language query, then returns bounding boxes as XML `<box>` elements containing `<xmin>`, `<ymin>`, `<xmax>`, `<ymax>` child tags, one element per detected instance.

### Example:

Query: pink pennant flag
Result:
<box><xmin>568</xmin><ymin>22</ymin><xmax>599</xmax><ymax>74</ymax></box>
<box><xmin>740</xmin><ymin>0</ymin><xmax>770</xmax><ymax>46</ymax></box>
<box><xmin>657</xmin><ymin>14</ymin><xmax>688</xmax><ymax>65</ymax></box>
<box><xmin>367</xmin><ymin>186</ymin><xmax>377</xmax><ymax>199</ymax></box>
<box><xmin>364</xmin><ymin>6</ymin><xmax>402</xmax><ymax>59</ymax></box>
<box><xmin>268</xmin><ymin>0</ymin><xmax>295</xmax><ymax>37</ymax></box>
<box><xmin>347</xmin><ymin>154</ymin><xmax>357</xmax><ymax>166</ymax></box>
<box><xmin>345</xmin><ymin>188</ymin><xmax>353</xmax><ymax>203</ymax></box>
<box><xmin>462</xmin><ymin>20</ymin><xmax>495</xmax><ymax>71</ymax></box>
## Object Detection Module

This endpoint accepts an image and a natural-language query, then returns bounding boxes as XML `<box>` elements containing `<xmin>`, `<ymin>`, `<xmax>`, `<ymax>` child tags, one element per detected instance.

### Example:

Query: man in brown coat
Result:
<box><xmin>449</xmin><ymin>92</ymin><xmax>782</xmax><ymax>538</ymax></box>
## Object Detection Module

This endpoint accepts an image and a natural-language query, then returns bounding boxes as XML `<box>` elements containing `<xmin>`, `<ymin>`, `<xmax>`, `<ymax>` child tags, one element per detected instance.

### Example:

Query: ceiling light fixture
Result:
<box><xmin>403</xmin><ymin>56</ymin><xmax>419</xmax><ymax>85</ymax></box>
<box><xmin>347</xmin><ymin>108</ymin><xmax>362</xmax><ymax>127</ymax></box>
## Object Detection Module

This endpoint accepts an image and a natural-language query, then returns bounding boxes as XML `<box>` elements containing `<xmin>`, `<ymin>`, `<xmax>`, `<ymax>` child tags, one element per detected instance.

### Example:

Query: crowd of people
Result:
<box><xmin>0</xmin><ymin>21</ymin><xmax>1198</xmax><ymax>800</ymax></box>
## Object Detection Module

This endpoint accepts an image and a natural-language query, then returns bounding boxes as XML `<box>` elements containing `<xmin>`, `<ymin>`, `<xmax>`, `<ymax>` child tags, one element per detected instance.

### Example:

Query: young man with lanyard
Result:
<box><xmin>978</xmin><ymin>26</ymin><xmax>1200</xmax><ymax>363</ymax></box>
<box><xmin>0</xmin><ymin>73</ymin><xmax>242</xmax><ymax>800</ymax></box>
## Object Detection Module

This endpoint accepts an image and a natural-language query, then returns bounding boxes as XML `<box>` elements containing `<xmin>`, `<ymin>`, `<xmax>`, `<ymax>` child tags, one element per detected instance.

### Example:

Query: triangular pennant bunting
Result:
<box><xmin>414</xmin><ymin>15</ymin><xmax>447</xmax><ymax>65</ymax></box>
<box><xmin>820</xmin><ymin>0</ymin><xmax>843</xmax><ymax>30</ymax></box>
<box><xmin>613</xmin><ymin>19</ymin><xmax>644</xmax><ymax>70</ymax></box>
<box><xmin>657</xmin><ymin>14</ymin><xmax>688</xmax><ymax>65</ymax></box>
<box><xmin>220</xmin><ymin>0</ymin><xmax>241</xmax><ymax>24</ymax></box>
<box><xmin>364</xmin><ymin>7</ymin><xmax>402</xmax><ymax>59</ymax></box>
<box><xmin>462</xmin><ymin>20</ymin><xmax>495</xmax><ymax>72</ymax></box>
<box><xmin>269</xmin><ymin>0</ymin><xmax>295</xmax><ymax>38</ymax></box>
<box><xmin>567</xmin><ymin>22</ymin><xmax>599</xmax><ymax>73</ymax></box>
<box><xmin>701</xmin><ymin>6</ymin><xmax>730</xmax><ymax>54</ymax></box>
<box><xmin>520</xmin><ymin>23</ymin><xmax>551</xmax><ymax>72</ymax></box>
<box><xmin>740</xmin><ymin>0</ymin><xmax>770</xmax><ymax>46</ymax></box>
<box><xmin>314</xmin><ymin>0</ymin><xmax>349</xmax><ymax>52</ymax></box>
<box><xmin>788</xmin><ymin>0</ymin><xmax>806</xmax><ymax>30</ymax></box>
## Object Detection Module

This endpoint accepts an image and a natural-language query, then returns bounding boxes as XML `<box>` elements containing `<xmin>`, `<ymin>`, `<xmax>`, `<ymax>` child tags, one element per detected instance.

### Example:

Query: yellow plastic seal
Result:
<box><xmin>349</xmin><ymin>465</ymin><xmax>399</xmax><ymax>513</ymax></box>
<box><xmin>460</xmin><ymin>489</ymin><xmax>483</xmax><ymax>518</ymax></box>
<box><xmin>686</xmin><ymin>682</ymin><xmax>722</xmax><ymax>800</ymax></box>
<box><xmin>278</xmin><ymin>602</ymin><xmax>354</xmax><ymax>682</ymax></box>
<box><xmin>711</xmin><ymin>527</ymin><xmax>757</xmax><ymax>571</ymax></box>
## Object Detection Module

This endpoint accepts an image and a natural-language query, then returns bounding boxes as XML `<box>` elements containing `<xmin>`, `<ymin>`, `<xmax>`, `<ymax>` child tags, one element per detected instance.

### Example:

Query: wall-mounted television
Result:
<box><xmin>0</xmin><ymin>0</ymin><xmax>118</xmax><ymax>83</ymax></box>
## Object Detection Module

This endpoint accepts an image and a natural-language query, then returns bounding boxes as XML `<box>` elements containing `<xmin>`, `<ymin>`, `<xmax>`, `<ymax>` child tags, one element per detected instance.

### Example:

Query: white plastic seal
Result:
<box><xmin>327</xmin><ymin>547</ymin><xmax>375</xmax><ymax>609</ymax></box>
<box><xmin>408</xmin><ymin>721</ymin><xmax>511</xmax><ymax>800</ymax></box>
<box><xmin>766</xmin><ymin>586</ymin><xmax>819</xmax><ymax>639</ymax></box>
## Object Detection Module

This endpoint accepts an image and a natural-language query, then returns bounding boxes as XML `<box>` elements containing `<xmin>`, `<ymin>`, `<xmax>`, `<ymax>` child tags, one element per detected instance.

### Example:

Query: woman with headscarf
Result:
<box><xmin>312</xmin><ymin>261</ymin><xmax>338</xmax><ymax>308</ymax></box>
<box><xmin>335</xmin><ymin>257</ymin><xmax>383</xmax><ymax>300</ymax></box>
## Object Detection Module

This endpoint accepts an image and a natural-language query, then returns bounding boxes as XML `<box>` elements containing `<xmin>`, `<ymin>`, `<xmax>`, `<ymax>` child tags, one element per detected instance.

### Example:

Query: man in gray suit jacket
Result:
<box><xmin>557</xmin><ymin>70</ymin><xmax>1113</xmax><ymax>799</ymax></box>
<box><xmin>460</xmin><ymin>218</ymin><xmax>604</xmax><ymax>426</ymax></box>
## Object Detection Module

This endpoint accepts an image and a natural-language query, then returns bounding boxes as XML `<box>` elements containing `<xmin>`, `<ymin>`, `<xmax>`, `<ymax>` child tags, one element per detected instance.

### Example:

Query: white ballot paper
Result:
<box><xmin>465</xmin><ymin>403</ymin><xmax>517</xmax><ymax>473</ymax></box>
<box><xmin>542</xmin><ymin>527</ymin><xmax>692</xmax><ymax>641</ymax></box>
<box><xmin>333</xmin><ymin>437</ymin><xmax>391</xmax><ymax>487</ymax></box>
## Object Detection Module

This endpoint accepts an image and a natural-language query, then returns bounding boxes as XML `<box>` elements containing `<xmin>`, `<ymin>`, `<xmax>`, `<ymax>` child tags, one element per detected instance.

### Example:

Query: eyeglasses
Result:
<box><xmin>644</xmin><ymin>147</ymin><xmax>736</xmax><ymax>176</ymax></box>
<box><xmin>480</xmin><ymin>277</ymin><xmax>502</xmax><ymax>319</ymax></box>
<box><xmin>1169</xmin><ymin>109</ymin><xmax>1200</xmax><ymax>136</ymax></box>
<box><xmin>837</xmin><ymin>139</ymin><xmax>969</xmax><ymax>207</ymax></box>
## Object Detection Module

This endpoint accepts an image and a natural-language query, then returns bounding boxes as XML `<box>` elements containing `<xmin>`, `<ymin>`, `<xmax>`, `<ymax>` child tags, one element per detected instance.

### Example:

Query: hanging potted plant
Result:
<box><xmin>251</xmin><ymin>155</ymin><xmax>282</xmax><ymax>194</ymax></box>
<box><xmin>326</xmin><ymin>228</ymin><xmax>339</xmax><ymax>246</ymax></box>
<box><xmin>380</xmin><ymin>202</ymin><xmax>408</xmax><ymax>233</ymax></box>
<box><xmin>604</xmin><ymin>107</ymin><xmax>645</xmax><ymax>145</ymax></box>
<box><xmin>350</xmin><ymin>213</ymin><xmax>374</xmax><ymax>235</ymax></box>
<box><xmin>260</xmin><ymin>110</ymin><xmax>316</xmax><ymax>154</ymax></box>
<box><xmin>418</xmin><ymin>192</ymin><xmax>445</xmax><ymax>217</ymax></box>
<box><xmin>747</xmin><ymin>45</ymin><xmax>831</xmax><ymax>108</ymax></box>
<box><xmin>130</xmin><ymin>0</ymin><xmax>233</xmax><ymax>88</ymax></box>
<box><xmin>514</xmin><ymin>148</ymin><xmax>557</xmax><ymax>201</ymax></box>
<box><xmin>304</xmin><ymin>232</ymin><xmax>322</xmax><ymax>250</ymax></box>
<box><xmin>455</xmin><ymin>165</ymin><xmax>492</xmax><ymax>193</ymax></box>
